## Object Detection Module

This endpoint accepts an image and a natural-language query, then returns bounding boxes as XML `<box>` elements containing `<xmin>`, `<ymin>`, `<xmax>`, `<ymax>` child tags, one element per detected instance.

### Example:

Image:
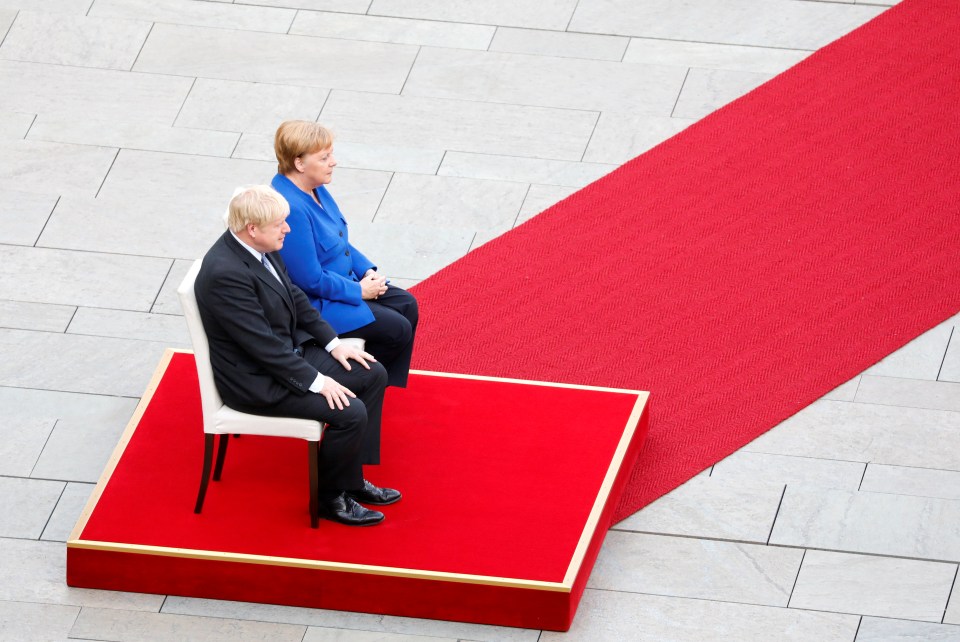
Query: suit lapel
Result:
<box><xmin>224</xmin><ymin>233</ymin><xmax>296</xmax><ymax>318</ymax></box>
<box><xmin>314</xmin><ymin>185</ymin><xmax>345</xmax><ymax>226</ymax></box>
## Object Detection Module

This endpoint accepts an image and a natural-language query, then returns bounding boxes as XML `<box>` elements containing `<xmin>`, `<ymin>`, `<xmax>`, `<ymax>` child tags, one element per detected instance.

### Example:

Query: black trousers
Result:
<box><xmin>340</xmin><ymin>285</ymin><xmax>418</xmax><ymax>388</ymax></box>
<box><xmin>234</xmin><ymin>344</ymin><xmax>389</xmax><ymax>489</ymax></box>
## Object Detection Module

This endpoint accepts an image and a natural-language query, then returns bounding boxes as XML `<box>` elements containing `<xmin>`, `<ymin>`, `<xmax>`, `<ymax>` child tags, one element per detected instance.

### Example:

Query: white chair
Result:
<box><xmin>177</xmin><ymin>259</ymin><xmax>326</xmax><ymax>527</ymax></box>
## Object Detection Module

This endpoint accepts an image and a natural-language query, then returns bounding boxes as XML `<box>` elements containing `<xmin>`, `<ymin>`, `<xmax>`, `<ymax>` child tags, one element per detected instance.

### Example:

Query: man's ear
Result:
<box><xmin>247</xmin><ymin>222</ymin><xmax>258</xmax><ymax>238</ymax></box>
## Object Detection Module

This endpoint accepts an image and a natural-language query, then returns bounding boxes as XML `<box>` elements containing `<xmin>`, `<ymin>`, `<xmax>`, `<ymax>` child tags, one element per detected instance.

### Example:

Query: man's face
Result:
<box><xmin>249</xmin><ymin>215</ymin><xmax>290</xmax><ymax>253</ymax></box>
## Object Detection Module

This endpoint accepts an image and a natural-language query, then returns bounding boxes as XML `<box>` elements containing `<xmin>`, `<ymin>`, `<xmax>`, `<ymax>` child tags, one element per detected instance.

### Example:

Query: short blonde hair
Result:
<box><xmin>275</xmin><ymin>120</ymin><xmax>334</xmax><ymax>174</ymax></box>
<box><xmin>226</xmin><ymin>185</ymin><xmax>289</xmax><ymax>233</ymax></box>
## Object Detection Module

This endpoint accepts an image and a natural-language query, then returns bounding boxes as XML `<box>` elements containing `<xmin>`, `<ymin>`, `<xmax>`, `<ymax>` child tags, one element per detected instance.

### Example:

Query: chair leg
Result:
<box><xmin>213</xmin><ymin>433</ymin><xmax>229</xmax><ymax>481</ymax></box>
<box><xmin>308</xmin><ymin>440</ymin><xmax>319</xmax><ymax>528</ymax></box>
<box><xmin>195</xmin><ymin>433</ymin><xmax>215</xmax><ymax>513</ymax></box>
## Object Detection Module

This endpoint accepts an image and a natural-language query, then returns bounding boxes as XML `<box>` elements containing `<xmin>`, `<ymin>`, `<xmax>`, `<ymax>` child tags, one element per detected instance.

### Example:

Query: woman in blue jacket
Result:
<box><xmin>272</xmin><ymin>120</ymin><xmax>418</xmax><ymax>392</ymax></box>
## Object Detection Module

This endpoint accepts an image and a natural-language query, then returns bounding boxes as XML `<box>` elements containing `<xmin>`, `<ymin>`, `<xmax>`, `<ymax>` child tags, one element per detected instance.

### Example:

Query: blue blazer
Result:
<box><xmin>272</xmin><ymin>173</ymin><xmax>376</xmax><ymax>334</ymax></box>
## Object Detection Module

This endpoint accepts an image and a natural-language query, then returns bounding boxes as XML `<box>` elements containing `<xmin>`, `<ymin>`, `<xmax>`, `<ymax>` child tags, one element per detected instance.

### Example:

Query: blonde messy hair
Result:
<box><xmin>274</xmin><ymin>120</ymin><xmax>334</xmax><ymax>175</ymax></box>
<box><xmin>226</xmin><ymin>185</ymin><xmax>289</xmax><ymax>233</ymax></box>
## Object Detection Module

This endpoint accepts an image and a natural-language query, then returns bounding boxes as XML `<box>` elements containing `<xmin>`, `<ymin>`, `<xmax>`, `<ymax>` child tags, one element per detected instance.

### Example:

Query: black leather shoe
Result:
<box><xmin>320</xmin><ymin>492</ymin><xmax>384</xmax><ymax>526</ymax></box>
<box><xmin>347</xmin><ymin>479</ymin><xmax>402</xmax><ymax>506</ymax></box>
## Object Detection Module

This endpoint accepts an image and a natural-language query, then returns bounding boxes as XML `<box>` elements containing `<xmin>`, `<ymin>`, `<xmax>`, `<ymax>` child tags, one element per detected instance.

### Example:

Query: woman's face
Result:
<box><xmin>296</xmin><ymin>146</ymin><xmax>337</xmax><ymax>187</ymax></box>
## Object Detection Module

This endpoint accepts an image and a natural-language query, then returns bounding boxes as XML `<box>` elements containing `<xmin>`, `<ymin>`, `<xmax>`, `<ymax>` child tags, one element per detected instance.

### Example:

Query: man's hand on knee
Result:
<box><xmin>330</xmin><ymin>343</ymin><xmax>376</xmax><ymax>372</ymax></box>
<box><xmin>318</xmin><ymin>376</ymin><xmax>356</xmax><ymax>410</ymax></box>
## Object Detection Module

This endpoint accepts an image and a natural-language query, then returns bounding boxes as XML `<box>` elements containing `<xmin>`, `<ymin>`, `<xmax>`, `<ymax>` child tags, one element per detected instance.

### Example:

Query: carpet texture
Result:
<box><xmin>81</xmin><ymin>353</ymin><xmax>645</xmax><ymax>583</ymax></box>
<box><xmin>408</xmin><ymin>0</ymin><xmax>960</xmax><ymax>522</ymax></box>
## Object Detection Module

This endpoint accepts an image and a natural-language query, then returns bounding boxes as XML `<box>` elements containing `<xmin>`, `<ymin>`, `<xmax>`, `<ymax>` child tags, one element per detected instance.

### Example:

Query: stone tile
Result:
<box><xmin>712</xmin><ymin>452</ymin><xmax>865</xmax><ymax>490</ymax></box>
<box><xmin>163</xmin><ymin>596</ymin><xmax>540</xmax><ymax>642</ymax></box>
<box><xmin>41</xmin><ymin>481</ymin><xmax>94</xmax><ymax>542</ymax></box>
<box><xmin>0</xmin><ymin>384</ymin><xmax>139</xmax><ymax>424</ymax></box>
<box><xmin>948</xmin><ymin>588</ymin><xmax>960</xmax><ymax>625</ymax></box>
<box><xmin>104</xmin><ymin>161</ymin><xmax>386</xmax><ymax>242</ymax></box>
<box><xmin>540</xmin><ymin>588</ymin><xmax>859</xmax><ymax>642</ymax></box>
<box><xmin>0</xmin><ymin>328</ymin><xmax>171</xmax><ymax>398</ymax></box>
<box><xmin>374</xmin><ymin>173</ymin><xmax>528</xmax><ymax>239</ymax></box>
<box><xmin>134</xmin><ymin>23</ymin><xmax>417</xmax><ymax>93</ymax></box>
<box><xmin>387</xmin><ymin>277</ymin><xmax>419</xmax><ymax>291</ymax></box>
<box><xmin>0</xmin><ymin>416</ymin><xmax>56</xmax><ymax>477</ymax></box>
<box><xmin>469</xmin><ymin>225</ymin><xmax>508</xmax><ymax>251</ymax></box>
<box><xmin>568</xmin><ymin>0</ymin><xmax>884</xmax><ymax>49</ymax></box>
<box><xmin>0</xmin><ymin>386</ymin><xmax>139</xmax><ymax>483</ymax></box>
<box><xmin>67</xmin><ymin>308</ymin><xmax>190</xmax><ymax>345</ymax></box>
<box><xmin>72</xmin><ymin>607</ymin><xmax>308</xmax><ymax>641</ymax></box>
<box><xmin>176</xmin><ymin>78</ymin><xmax>329</xmax><ymax>135</ymax></box>
<box><xmin>583</xmin><ymin>111</ymin><xmax>693</xmax><ymax>165</ymax></box>
<box><xmin>590</xmin><ymin>531</ymin><xmax>803</xmax><ymax>606</ymax></box>
<box><xmin>863</xmin><ymin>319</ymin><xmax>954</xmax><ymax>380</ymax></box>
<box><xmin>861</xmin><ymin>464</ymin><xmax>960</xmax><ymax>500</ymax></box>
<box><xmin>89</xmin><ymin>0</ymin><xmax>297</xmax><ymax>33</ymax></box>
<box><xmin>304</xmin><ymin>629</ymin><xmax>456</xmax><ymax>642</ymax></box>
<box><xmin>29</xmin><ymin>116</ymin><xmax>239</xmax><ymax>157</ymax></box>
<box><xmin>0</xmin><ymin>538</ymin><xmax>162</xmax><ymax>609</ymax></box>
<box><xmin>0</xmin><ymin>189</ymin><xmax>57</xmax><ymax>246</ymax></box>
<box><xmin>489</xmin><ymin>27</ymin><xmax>628</xmax><ymax>61</ymax></box>
<box><xmin>438</xmin><ymin>152</ymin><xmax>615</xmax><ymax>188</ymax></box>
<box><xmin>234</xmin><ymin>132</ymin><xmax>443</xmax><ymax>175</ymax></box>
<box><xmin>0</xmin><ymin>245</ymin><xmax>171</xmax><ymax>310</ymax></box>
<box><xmin>624</xmin><ymin>38</ymin><xmax>809</xmax><ymax>74</ymax></box>
<box><xmin>0</xmin><ymin>59</ymin><xmax>192</xmax><ymax>124</ymax></box>
<box><xmin>858</xmin><ymin>617</ymin><xmax>960</xmax><ymax>641</ymax></box>
<box><xmin>317</xmin><ymin>169</ymin><xmax>393</xmax><ymax>223</ymax></box>
<box><xmin>0</xmin><ymin>476</ymin><xmax>64</xmax><ymax>538</ymax></box>
<box><xmin>347</xmin><ymin>221</ymin><xmax>474</xmax><ymax>281</ymax></box>
<box><xmin>0</xmin><ymin>11</ymin><xmax>151</xmax><ymax>70</ymax></box>
<box><xmin>614</xmin><ymin>475</ymin><xmax>784</xmax><ymax>543</ymax></box>
<box><xmin>516</xmin><ymin>184</ymin><xmax>578</xmax><ymax>225</ymax></box>
<box><xmin>0</xmin><ymin>109</ymin><xmax>32</xmax><ymax>139</ymax></box>
<box><xmin>0</xmin><ymin>10</ymin><xmax>15</xmax><ymax>40</ymax></box>
<box><xmin>673</xmin><ymin>67</ymin><xmax>774</xmax><ymax>120</ymax></box>
<box><xmin>291</xmin><ymin>10</ymin><xmax>494</xmax><ymax>49</ymax></box>
<box><xmin>151</xmin><ymin>259</ymin><xmax>192</xmax><ymax>316</ymax></box>
<box><xmin>856</xmin><ymin>375</ymin><xmax>960</xmax><ymax>413</ymax></box>
<box><xmin>0</xmin><ymin>139</ymin><xmax>116</xmax><ymax>198</ymax></box>
<box><xmin>942</xmin><ymin>329</ymin><xmax>960</xmax><ymax>383</ymax></box>
<box><xmin>0</xmin><ymin>0</ymin><xmax>91</xmax><ymax>11</ymax></box>
<box><xmin>235</xmin><ymin>0</ymin><xmax>370</xmax><ymax>12</ymax></box>
<box><xmin>98</xmin><ymin>146</ymin><xmax>273</xmax><ymax>207</ymax></box>
<box><xmin>369</xmin><ymin>0</ymin><xmax>579</xmax><ymax>30</ymax></box>
<box><xmin>321</xmin><ymin>90</ymin><xmax>598</xmax><ymax>161</ymax></box>
<box><xmin>822</xmin><ymin>375</ymin><xmax>860</xmax><ymax>401</ymax></box>
<box><xmin>0</xmin><ymin>600</ymin><xmax>80</xmax><ymax>642</ymax></box>
<box><xmin>770</xmin><ymin>486</ymin><xmax>960</xmax><ymax>561</ymax></box>
<box><xmin>745</xmin><ymin>400</ymin><xmax>960</xmax><ymax>471</ymax></box>
<box><xmin>403</xmin><ymin>47</ymin><xmax>686</xmax><ymax>115</ymax></box>
<box><xmin>790</xmin><ymin>550</ymin><xmax>955</xmax><ymax>622</ymax></box>
<box><xmin>39</xmin><ymin>152</ymin><xmax>275</xmax><ymax>259</ymax></box>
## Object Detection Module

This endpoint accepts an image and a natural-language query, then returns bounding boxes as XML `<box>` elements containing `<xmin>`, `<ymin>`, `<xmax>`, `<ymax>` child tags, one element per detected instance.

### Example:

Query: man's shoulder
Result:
<box><xmin>197</xmin><ymin>233</ymin><xmax>246</xmax><ymax>286</ymax></box>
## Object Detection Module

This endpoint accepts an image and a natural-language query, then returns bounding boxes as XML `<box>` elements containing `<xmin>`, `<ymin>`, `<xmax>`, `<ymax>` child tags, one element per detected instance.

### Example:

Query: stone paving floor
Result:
<box><xmin>3</xmin><ymin>0</ymin><xmax>959</xmax><ymax>640</ymax></box>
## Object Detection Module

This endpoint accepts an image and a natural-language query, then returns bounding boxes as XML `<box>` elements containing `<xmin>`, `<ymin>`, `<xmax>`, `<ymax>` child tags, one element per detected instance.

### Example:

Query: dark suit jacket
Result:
<box><xmin>194</xmin><ymin>231</ymin><xmax>338</xmax><ymax>409</ymax></box>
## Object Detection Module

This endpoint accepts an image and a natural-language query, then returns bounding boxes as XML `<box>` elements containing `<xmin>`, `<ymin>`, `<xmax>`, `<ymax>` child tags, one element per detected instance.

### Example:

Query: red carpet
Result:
<box><xmin>69</xmin><ymin>351</ymin><xmax>648</xmax><ymax>630</ymax></box>
<box><xmin>409</xmin><ymin>0</ymin><xmax>960</xmax><ymax>521</ymax></box>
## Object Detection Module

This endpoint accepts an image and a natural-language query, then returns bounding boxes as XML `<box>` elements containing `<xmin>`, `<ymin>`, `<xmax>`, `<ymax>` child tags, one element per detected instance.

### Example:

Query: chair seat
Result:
<box><xmin>213</xmin><ymin>404</ymin><xmax>322</xmax><ymax>441</ymax></box>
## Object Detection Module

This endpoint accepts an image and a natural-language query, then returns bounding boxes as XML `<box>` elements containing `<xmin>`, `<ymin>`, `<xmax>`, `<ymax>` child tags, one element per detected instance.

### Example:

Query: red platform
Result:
<box><xmin>67</xmin><ymin>350</ymin><xmax>649</xmax><ymax>631</ymax></box>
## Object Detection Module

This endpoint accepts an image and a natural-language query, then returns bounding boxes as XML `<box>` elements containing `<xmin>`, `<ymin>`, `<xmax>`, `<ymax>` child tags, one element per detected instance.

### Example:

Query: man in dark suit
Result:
<box><xmin>194</xmin><ymin>185</ymin><xmax>400</xmax><ymax>526</ymax></box>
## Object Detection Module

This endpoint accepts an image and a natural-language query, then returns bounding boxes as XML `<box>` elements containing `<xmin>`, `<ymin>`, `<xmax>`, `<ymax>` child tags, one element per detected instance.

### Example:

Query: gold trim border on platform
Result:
<box><xmin>68</xmin><ymin>348</ymin><xmax>650</xmax><ymax>593</ymax></box>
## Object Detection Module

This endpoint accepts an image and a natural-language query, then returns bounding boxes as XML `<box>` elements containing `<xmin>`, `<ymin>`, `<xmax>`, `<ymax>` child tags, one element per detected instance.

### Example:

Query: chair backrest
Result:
<box><xmin>177</xmin><ymin>259</ymin><xmax>223</xmax><ymax>432</ymax></box>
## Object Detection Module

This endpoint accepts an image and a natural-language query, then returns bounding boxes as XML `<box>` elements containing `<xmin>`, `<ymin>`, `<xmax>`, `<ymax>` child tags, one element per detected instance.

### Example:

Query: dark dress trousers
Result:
<box><xmin>194</xmin><ymin>231</ymin><xmax>389</xmax><ymax>480</ymax></box>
